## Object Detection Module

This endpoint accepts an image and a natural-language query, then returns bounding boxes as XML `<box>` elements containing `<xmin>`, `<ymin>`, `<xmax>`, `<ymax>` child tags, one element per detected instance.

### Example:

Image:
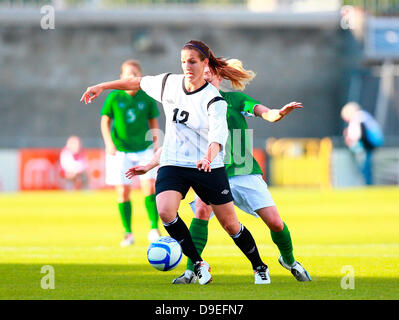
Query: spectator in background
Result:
<box><xmin>59</xmin><ymin>135</ymin><xmax>88</xmax><ymax>190</ymax></box>
<box><xmin>341</xmin><ymin>102</ymin><xmax>384</xmax><ymax>185</ymax></box>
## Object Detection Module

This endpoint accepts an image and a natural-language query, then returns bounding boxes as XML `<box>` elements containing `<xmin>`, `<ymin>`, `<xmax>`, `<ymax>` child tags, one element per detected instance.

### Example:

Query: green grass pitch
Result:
<box><xmin>0</xmin><ymin>187</ymin><xmax>398</xmax><ymax>300</ymax></box>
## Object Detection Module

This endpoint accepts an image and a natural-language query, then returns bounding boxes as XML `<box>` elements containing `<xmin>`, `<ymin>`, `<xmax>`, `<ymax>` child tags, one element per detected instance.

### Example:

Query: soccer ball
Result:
<box><xmin>147</xmin><ymin>236</ymin><xmax>182</xmax><ymax>271</ymax></box>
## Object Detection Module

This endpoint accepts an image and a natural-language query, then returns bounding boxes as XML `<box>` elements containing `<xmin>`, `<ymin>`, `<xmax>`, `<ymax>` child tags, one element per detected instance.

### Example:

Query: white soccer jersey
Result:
<box><xmin>140</xmin><ymin>73</ymin><xmax>228</xmax><ymax>168</ymax></box>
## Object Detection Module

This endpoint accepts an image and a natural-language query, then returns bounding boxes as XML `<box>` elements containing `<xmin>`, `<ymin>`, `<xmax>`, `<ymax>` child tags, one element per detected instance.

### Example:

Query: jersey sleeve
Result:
<box><xmin>207</xmin><ymin>98</ymin><xmax>229</xmax><ymax>150</ymax></box>
<box><xmin>100</xmin><ymin>91</ymin><xmax>117</xmax><ymax>118</ymax></box>
<box><xmin>140</xmin><ymin>73</ymin><xmax>170</xmax><ymax>103</ymax></box>
<box><xmin>238</xmin><ymin>92</ymin><xmax>262</xmax><ymax>116</ymax></box>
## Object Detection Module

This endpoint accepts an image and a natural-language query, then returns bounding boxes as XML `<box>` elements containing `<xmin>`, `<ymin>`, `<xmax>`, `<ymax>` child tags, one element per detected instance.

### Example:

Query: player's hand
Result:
<box><xmin>278</xmin><ymin>101</ymin><xmax>303</xmax><ymax>118</ymax></box>
<box><xmin>125</xmin><ymin>165</ymin><xmax>150</xmax><ymax>179</ymax></box>
<box><xmin>80</xmin><ymin>85</ymin><xmax>103</xmax><ymax>104</ymax></box>
<box><xmin>196</xmin><ymin>159</ymin><xmax>211</xmax><ymax>172</ymax></box>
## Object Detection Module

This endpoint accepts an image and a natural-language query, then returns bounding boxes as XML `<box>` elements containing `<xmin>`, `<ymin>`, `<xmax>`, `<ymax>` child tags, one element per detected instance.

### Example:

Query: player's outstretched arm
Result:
<box><xmin>125</xmin><ymin>147</ymin><xmax>162</xmax><ymax>179</ymax></box>
<box><xmin>254</xmin><ymin>101</ymin><xmax>303</xmax><ymax>122</ymax></box>
<box><xmin>80</xmin><ymin>77</ymin><xmax>142</xmax><ymax>104</ymax></box>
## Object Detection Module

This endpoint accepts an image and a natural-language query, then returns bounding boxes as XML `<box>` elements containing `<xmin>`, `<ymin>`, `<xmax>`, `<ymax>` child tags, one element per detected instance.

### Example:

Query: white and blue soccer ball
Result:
<box><xmin>147</xmin><ymin>236</ymin><xmax>182</xmax><ymax>271</ymax></box>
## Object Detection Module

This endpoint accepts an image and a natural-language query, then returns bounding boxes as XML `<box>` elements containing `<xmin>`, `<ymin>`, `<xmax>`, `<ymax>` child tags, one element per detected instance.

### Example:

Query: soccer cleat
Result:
<box><xmin>254</xmin><ymin>265</ymin><xmax>271</xmax><ymax>284</ymax></box>
<box><xmin>194</xmin><ymin>261</ymin><xmax>212</xmax><ymax>285</ymax></box>
<box><xmin>172</xmin><ymin>270</ymin><xmax>197</xmax><ymax>284</ymax></box>
<box><xmin>147</xmin><ymin>229</ymin><xmax>161</xmax><ymax>242</ymax></box>
<box><xmin>278</xmin><ymin>256</ymin><xmax>312</xmax><ymax>282</ymax></box>
<box><xmin>120</xmin><ymin>233</ymin><xmax>135</xmax><ymax>247</ymax></box>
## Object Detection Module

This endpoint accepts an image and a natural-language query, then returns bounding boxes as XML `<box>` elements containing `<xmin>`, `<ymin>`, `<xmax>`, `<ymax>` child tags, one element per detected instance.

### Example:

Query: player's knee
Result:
<box><xmin>221</xmin><ymin>221</ymin><xmax>241</xmax><ymax>236</ymax></box>
<box><xmin>156</xmin><ymin>209</ymin><xmax>168</xmax><ymax>220</ymax></box>
<box><xmin>157</xmin><ymin>208</ymin><xmax>177</xmax><ymax>224</ymax></box>
<box><xmin>116</xmin><ymin>185</ymin><xmax>130</xmax><ymax>201</ymax></box>
<box><xmin>141</xmin><ymin>180</ymin><xmax>155</xmax><ymax>196</ymax></box>
<box><xmin>196</xmin><ymin>205</ymin><xmax>211</xmax><ymax>220</ymax></box>
<box><xmin>269</xmin><ymin>218</ymin><xmax>284</xmax><ymax>233</ymax></box>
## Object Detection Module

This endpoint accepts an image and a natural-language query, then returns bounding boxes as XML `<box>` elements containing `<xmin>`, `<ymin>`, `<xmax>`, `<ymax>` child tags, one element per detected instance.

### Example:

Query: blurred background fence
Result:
<box><xmin>0</xmin><ymin>0</ymin><xmax>398</xmax><ymax>190</ymax></box>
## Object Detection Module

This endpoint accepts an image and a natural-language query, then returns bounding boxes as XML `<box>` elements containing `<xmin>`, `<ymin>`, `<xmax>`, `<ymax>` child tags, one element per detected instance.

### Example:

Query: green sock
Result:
<box><xmin>144</xmin><ymin>194</ymin><xmax>159</xmax><ymax>230</ymax></box>
<box><xmin>118</xmin><ymin>201</ymin><xmax>132</xmax><ymax>234</ymax></box>
<box><xmin>270</xmin><ymin>222</ymin><xmax>295</xmax><ymax>266</ymax></box>
<box><xmin>187</xmin><ymin>218</ymin><xmax>209</xmax><ymax>272</ymax></box>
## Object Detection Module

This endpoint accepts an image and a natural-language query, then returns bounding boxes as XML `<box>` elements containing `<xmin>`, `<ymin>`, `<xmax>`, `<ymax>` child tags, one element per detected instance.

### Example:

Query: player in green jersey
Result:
<box><xmin>101</xmin><ymin>60</ymin><xmax>161</xmax><ymax>246</ymax></box>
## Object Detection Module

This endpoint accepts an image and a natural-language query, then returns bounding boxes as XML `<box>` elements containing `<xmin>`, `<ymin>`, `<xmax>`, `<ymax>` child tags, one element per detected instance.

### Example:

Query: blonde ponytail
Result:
<box><xmin>224</xmin><ymin>59</ymin><xmax>256</xmax><ymax>91</ymax></box>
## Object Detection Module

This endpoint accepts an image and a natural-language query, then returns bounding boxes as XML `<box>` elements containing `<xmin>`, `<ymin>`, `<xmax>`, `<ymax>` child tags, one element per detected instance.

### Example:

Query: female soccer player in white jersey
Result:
<box><xmin>81</xmin><ymin>40</ymin><xmax>271</xmax><ymax>285</ymax></box>
<box><xmin>127</xmin><ymin>63</ymin><xmax>311</xmax><ymax>284</ymax></box>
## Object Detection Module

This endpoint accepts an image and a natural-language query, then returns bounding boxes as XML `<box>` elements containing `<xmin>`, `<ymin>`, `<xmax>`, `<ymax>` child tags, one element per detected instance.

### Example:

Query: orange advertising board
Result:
<box><xmin>19</xmin><ymin>148</ymin><xmax>111</xmax><ymax>191</ymax></box>
<box><xmin>18</xmin><ymin>148</ymin><xmax>266</xmax><ymax>191</ymax></box>
<box><xmin>19</xmin><ymin>149</ymin><xmax>61</xmax><ymax>190</ymax></box>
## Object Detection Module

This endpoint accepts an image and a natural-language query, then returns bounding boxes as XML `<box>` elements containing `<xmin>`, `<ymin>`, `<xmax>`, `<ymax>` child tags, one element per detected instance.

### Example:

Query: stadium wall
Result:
<box><xmin>0</xmin><ymin>9</ymin><xmax>359</xmax><ymax>149</ymax></box>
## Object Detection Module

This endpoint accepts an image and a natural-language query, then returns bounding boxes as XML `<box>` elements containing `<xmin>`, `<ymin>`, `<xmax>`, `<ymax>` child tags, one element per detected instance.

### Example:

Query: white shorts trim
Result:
<box><xmin>105</xmin><ymin>149</ymin><xmax>157</xmax><ymax>186</ymax></box>
<box><xmin>189</xmin><ymin>174</ymin><xmax>275</xmax><ymax>218</ymax></box>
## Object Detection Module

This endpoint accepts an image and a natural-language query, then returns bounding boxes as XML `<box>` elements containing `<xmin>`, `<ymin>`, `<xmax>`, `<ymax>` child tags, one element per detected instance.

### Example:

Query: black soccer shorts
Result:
<box><xmin>155</xmin><ymin>165</ymin><xmax>233</xmax><ymax>205</ymax></box>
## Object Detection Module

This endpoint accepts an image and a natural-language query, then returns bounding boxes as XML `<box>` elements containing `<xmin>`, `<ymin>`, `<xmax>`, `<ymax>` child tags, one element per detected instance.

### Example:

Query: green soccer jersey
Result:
<box><xmin>101</xmin><ymin>90</ymin><xmax>159</xmax><ymax>153</ymax></box>
<box><xmin>220</xmin><ymin>90</ymin><xmax>264</xmax><ymax>178</ymax></box>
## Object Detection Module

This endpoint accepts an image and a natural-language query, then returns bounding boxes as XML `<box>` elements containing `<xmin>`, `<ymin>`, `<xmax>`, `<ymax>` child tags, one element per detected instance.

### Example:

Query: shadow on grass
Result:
<box><xmin>1</xmin><ymin>264</ymin><xmax>398</xmax><ymax>300</ymax></box>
